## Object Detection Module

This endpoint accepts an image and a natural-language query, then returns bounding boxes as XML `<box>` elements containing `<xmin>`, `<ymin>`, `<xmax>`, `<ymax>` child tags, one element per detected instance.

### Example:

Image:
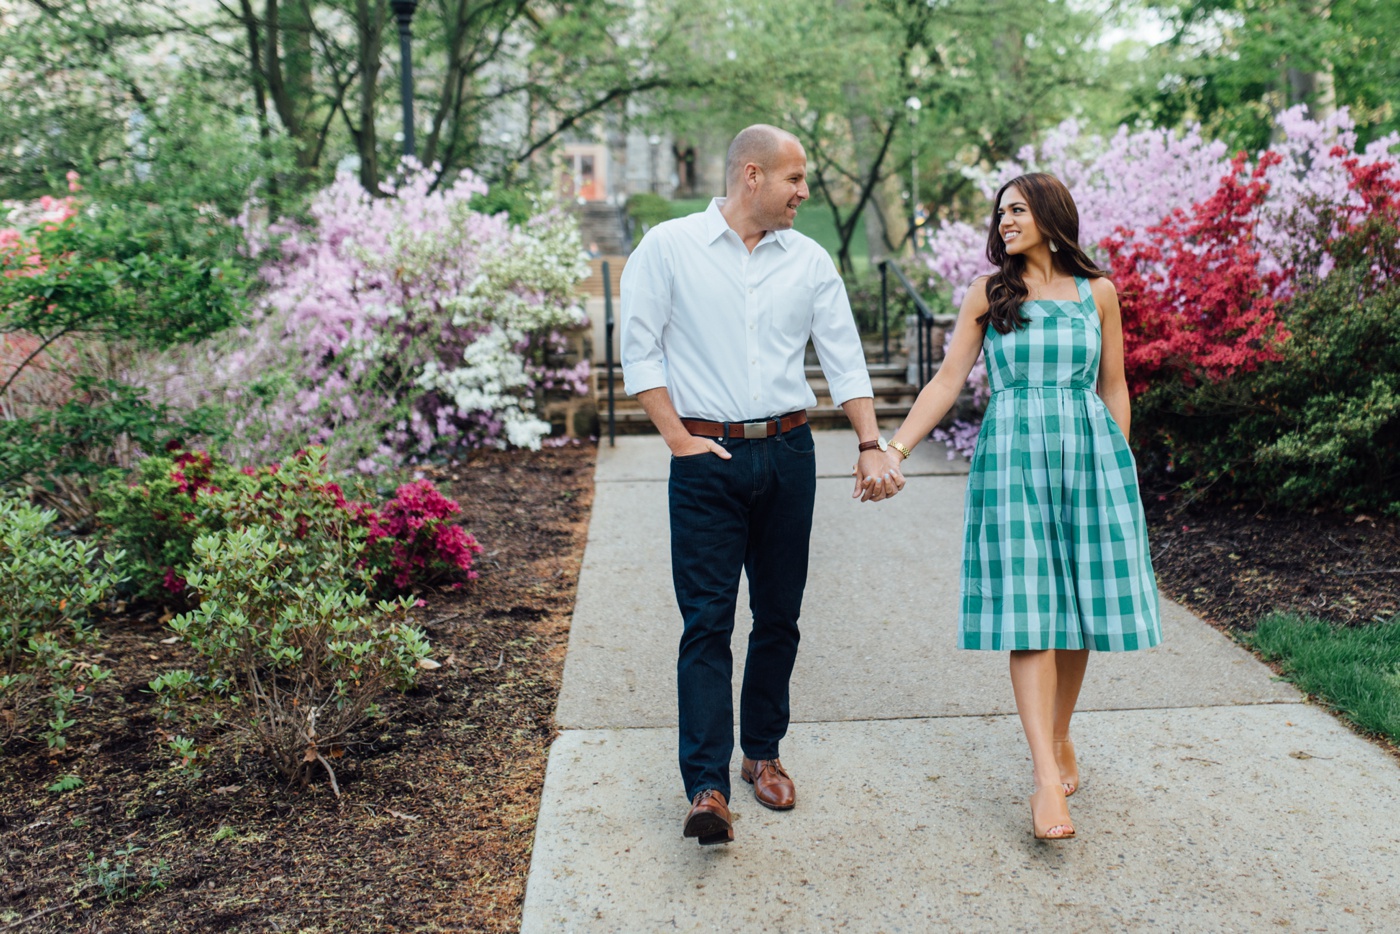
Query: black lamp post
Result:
<box><xmin>390</xmin><ymin>0</ymin><xmax>419</xmax><ymax>159</ymax></box>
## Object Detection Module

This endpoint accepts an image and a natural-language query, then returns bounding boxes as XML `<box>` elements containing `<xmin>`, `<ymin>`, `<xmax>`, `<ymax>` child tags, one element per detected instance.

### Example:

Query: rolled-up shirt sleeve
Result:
<box><xmin>620</xmin><ymin>233</ymin><xmax>671</xmax><ymax>396</ymax></box>
<box><xmin>809</xmin><ymin>252</ymin><xmax>873</xmax><ymax>406</ymax></box>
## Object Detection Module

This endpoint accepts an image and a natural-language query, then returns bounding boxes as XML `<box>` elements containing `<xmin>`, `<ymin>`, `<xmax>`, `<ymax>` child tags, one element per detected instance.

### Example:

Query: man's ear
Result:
<box><xmin>745</xmin><ymin>163</ymin><xmax>762</xmax><ymax>193</ymax></box>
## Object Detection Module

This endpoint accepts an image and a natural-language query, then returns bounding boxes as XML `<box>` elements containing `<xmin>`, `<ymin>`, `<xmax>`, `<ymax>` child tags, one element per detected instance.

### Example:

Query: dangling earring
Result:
<box><xmin>1049</xmin><ymin>241</ymin><xmax>1059</xmax><ymax>253</ymax></box>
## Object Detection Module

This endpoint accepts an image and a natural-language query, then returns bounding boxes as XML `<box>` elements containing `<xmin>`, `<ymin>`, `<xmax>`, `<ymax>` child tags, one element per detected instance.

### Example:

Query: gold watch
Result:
<box><xmin>888</xmin><ymin>439</ymin><xmax>912</xmax><ymax>460</ymax></box>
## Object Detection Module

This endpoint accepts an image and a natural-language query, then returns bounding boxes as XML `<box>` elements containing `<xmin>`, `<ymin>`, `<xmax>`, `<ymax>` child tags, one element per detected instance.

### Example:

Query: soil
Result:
<box><xmin>1145</xmin><ymin>497</ymin><xmax>1400</xmax><ymax>631</ymax></box>
<box><xmin>0</xmin><ymin>443</ymin><xmax>595</xmax><ymax>934</ymax></box>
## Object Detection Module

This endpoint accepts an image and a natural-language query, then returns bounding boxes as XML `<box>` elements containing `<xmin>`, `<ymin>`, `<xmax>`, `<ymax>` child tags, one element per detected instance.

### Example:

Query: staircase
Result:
<box><xmin>574</xmin><ymin>202</ymin><xmax>631</xmax><ymax>256</ymax></box>
<box><xmin>592</xmin><ymin>348</ymin><xmax>920</xmax><ymax>435</ymax></box>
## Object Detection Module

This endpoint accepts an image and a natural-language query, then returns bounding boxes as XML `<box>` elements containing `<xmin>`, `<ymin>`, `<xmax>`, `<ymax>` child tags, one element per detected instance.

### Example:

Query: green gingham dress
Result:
<box><xmin>959</xmin><ymin>276</ymin><xmax>1162</xmax><ymax>651</ymax></box>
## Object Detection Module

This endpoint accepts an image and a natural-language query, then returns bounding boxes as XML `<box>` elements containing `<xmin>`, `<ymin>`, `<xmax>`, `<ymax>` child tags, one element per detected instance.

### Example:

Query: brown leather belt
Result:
<box><xmin>681</xmin><ymin>410</ymin><xmax>808</xmax><ymax>440</ymax></box>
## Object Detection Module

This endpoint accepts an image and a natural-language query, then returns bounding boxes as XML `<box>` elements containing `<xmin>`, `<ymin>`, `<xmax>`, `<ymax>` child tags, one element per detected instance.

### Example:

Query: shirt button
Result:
<box><xmin>753</xmin><ymin>394</ymin><xmax>759</xmax><ymax>400</ymax></box>
<box><xmin>750</xmin><ymin>360</ymin><xmax>757</xmax><ymax>366</ymax></box>
<box><xmin>749</xmin><ymin>324</ymin><xmax>755</xmax><ymax>330</ymax></box>
<box><xmin>748</xmin><ymin>288</ymin><xmax>754</xmax><ymax>294</ymax></box>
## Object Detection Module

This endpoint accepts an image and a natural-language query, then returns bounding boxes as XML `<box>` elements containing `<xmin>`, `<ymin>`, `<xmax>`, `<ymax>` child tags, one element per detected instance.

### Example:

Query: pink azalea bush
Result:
<box><xmin>919</xmin><ymin>107</ymin><xmax>1400</xmax><ymax>458</ymax></box>
<box><xmin>142</xmin><ymin>163</ymin><xmax>590</xmax><ymax>471</ymax></box>
<box><xmin>361</xmin><ymin>479</ymin><xmax>484</xmax><ymax>592</ymax></box>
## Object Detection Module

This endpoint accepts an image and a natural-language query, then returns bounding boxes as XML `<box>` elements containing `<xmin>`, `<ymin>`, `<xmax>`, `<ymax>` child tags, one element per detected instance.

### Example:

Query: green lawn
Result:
<box><xmin>666</xmin><ymin>197</ymin><xmax>869</xmax><ymax>275</ymax></box>
<box><xmin>1249</xmin><ymin>613</ymin><xmax>1400</xmax><ymax>743</ymax></box>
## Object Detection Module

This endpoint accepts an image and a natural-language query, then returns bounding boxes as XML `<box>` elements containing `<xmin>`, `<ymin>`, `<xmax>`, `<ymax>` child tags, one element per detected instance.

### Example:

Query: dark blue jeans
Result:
<box><xmin>668</xmin><ymin>422</ymin><xmax>816</xmax><ymax>802</ymax></box>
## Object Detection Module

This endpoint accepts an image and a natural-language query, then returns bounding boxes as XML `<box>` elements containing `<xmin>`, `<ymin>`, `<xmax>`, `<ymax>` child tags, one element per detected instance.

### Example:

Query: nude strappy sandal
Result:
<box><xmin>1030</xmin><ymin>785</ymin><xmax>1076</xmax><ymax>840</ymax></box>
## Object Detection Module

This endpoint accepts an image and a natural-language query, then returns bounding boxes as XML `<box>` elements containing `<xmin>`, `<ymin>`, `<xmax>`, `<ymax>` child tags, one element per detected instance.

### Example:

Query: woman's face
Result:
<box><xmin>996</xmin><ymin>185</ymin><xmax>1043</xmax><ymax>256</ymax></box>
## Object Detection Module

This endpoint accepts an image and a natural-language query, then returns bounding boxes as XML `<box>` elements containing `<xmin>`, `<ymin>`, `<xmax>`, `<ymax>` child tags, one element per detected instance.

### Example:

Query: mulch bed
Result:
<box><xmin>1146</xmin><ymin>497</ymin><xmax>1400</xmax><ymax>631</ymax></box>
<box><xmin>0</xmin><ymin>444</ymin><xmax>595</xmax><ymax>934</ymax></box>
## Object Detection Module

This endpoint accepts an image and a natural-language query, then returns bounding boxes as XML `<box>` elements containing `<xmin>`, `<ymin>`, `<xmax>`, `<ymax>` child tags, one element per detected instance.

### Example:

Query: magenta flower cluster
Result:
<box><xmin>361</xmin><ymin>479</ymin><xmax>484</xmax><ymax>592</ymax></box>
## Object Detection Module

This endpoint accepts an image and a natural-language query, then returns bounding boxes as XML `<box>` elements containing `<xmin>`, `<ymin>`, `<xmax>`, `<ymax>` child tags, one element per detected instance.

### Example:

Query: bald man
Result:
<box><xmin>621</xmin><ymin>125</ymin><xmax>902</xmax><ymax>846</ymax></box>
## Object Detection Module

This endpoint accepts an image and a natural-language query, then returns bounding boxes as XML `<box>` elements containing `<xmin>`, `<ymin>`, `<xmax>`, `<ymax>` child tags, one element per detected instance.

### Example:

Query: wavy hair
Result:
<box><xmin>980</xmin><ymin>173</ymin><xmax>1107</xmax><ymax>334</ymax></box>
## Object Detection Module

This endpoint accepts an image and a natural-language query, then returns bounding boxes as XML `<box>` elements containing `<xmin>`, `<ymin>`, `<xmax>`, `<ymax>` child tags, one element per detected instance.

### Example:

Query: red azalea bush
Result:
<box><xmin>1103</xmin><ymin>152</ymin><xmax>1292</xmax><ymax>396</ymax></box>
<box><xmin>1122</xmin><ymin>152</ymin><xmax>1400</xmax><ymax>511</ymax></box>
<box><xmin>1323</xmin><ymin>146</ymin><xmax>1400</xmax><ymax>286</ymax></box>
<box><xmin>95</xmin><ymin>442</ymin><xmax>247</xmax><ymax>599</ymax></box>
<box><xmin>97</xmin><ymin>447</ymin><xmax>482</xmax><ymax>600</ymax></box>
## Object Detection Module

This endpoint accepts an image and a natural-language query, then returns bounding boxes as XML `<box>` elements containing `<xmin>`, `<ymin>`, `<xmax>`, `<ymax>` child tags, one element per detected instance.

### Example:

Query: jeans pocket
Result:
<box><xmin>777</xmin><ymin>426</ymin><xmax>815</xmax><ymax>457</ymax></box>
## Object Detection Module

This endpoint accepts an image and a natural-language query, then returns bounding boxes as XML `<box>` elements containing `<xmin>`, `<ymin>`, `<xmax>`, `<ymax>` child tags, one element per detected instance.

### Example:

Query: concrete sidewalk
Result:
<box><xmin>522</xmin><ymin>433</ymin><xmax>1400</xmax><ymax>933</ymax></box>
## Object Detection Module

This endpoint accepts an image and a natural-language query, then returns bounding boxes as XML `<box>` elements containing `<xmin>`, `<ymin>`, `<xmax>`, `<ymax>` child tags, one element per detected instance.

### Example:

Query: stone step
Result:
<box><xmin>573</xmin><ymin>203</ymin><xmax>630</xmax><ymax>256</ymax></box>
<box><xmin>591</xmin><ymin>362</ymin><xmax>911</xmax><ymax>382</ymax></box>
<box><xmin>599</xmin><ymin>403</ymin><xmax>920</xmax><ymax>434</ymax></box>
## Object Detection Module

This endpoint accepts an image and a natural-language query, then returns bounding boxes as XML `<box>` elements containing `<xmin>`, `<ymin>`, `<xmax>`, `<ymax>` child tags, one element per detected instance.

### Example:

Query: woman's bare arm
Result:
<box><xmin>1094</xmin><ymin>277</ymin><xmax>1131</xmax><ymax>441</ymax></box>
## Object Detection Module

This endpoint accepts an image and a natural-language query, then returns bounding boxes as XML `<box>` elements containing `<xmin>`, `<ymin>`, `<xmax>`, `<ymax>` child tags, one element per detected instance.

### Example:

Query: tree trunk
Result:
<box><xmin>355</xmin><ymin>0</ymin><xmax>385</xmax><ymax>191</ymax></box>
<box><xmin>283</xmin><ymin>0</ymin><xmax>318</xmax><ymax>171</ymax></box>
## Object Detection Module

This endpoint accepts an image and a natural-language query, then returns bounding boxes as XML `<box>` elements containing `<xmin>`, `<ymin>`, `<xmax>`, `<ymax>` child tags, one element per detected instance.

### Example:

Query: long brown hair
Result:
<box><xmin>980</xmin><ymin>172</ymin><xmax>1107</xmax><ymax>334</ymax></box>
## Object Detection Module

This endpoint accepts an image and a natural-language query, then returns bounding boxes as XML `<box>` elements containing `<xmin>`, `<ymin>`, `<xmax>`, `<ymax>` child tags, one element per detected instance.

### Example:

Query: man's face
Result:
<box><xmin>755</xmin><ymin>139</ymin><xmax>810</xmax><ymax>230</ymax></box>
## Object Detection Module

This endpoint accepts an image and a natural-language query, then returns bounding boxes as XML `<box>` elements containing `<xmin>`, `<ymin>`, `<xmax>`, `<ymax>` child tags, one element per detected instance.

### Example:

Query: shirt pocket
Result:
<box><xmin>769</xmin><ymin>285</ymin><xmax>815</xmax><ymax>333</ymax></box>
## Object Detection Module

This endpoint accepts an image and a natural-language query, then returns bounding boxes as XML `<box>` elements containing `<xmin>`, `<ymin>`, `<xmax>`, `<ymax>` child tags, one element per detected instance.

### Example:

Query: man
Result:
<box><xmin>621</xmin><ymin>124</ymin><xmax>903</xmax><ymax>846</ymax></box>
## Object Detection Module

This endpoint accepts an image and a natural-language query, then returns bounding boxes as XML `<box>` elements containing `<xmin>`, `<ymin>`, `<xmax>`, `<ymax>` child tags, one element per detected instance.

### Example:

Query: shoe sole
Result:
<box><xmin>683</xmin><ymin>810</ymin><xmax>733</xmax><ymax>845</ymax></box>
<box><xmin>742</xmin><ymin>773</ymin><xmax>795</xmax><ymax>811</ymax></box>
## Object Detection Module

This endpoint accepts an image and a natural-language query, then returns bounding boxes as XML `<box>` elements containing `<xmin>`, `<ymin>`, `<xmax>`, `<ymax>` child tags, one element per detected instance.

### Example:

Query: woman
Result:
<box><xmin>878</xmin><ymin>173</ymin><xmax>1162</xmax><ymax>840</ymax></box>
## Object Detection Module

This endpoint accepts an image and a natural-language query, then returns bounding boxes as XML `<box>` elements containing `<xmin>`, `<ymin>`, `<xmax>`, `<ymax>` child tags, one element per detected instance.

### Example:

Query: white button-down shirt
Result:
<box><xmin>620</xmin><ymin>198</ymin><xmax>873</xmax><ymax>421</ymax></box>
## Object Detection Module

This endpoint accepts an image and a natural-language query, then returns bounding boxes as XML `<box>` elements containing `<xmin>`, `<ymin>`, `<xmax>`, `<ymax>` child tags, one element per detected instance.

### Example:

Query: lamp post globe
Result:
<box><xmin>390</xmin><ymin>0</ymin><xmax>419</xmax><ymax>160</ymax></box>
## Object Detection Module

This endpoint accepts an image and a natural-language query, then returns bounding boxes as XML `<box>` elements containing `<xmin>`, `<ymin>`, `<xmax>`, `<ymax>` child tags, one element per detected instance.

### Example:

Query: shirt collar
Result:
<box><xmin>704</xmin><ymin>197</ymin><xmax>792</xmax><ymax>251</ymax></box>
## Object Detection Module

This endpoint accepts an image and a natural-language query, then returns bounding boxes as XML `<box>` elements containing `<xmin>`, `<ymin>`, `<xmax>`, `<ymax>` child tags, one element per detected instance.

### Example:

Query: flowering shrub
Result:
<box><xmin>1122</xmin><ymin>142</ymin><xmax>1400</xmax><ymax>509</ymax></box>
<box><xmin>1103</xmin><ymin>153</ymin><xmax>1291</xmax><ymax>394</ymax></box>
<box><xmin>924</xmin><ymin>107</ymin><xmax>1399</xmax><ymax>300</ymax></box>
<box><xmin>147</xmin><ymin>164</ymin><xmax>591</xmax><ymax>471</ymax></box>
<box><xmin>97</xmin><ymin>447</ymin><xmax>482</xmax><ymax>599</ymax></box>
<box><xmin>152</xmin><ymin>523</ymin><xmax>431</xmax><ymax>790</ymax></box>
<box><xmin>916</xmin><ymin>107</ymin><xmax>1400</xmax><ymax>467</ymax></box>
<box><xmin>1140</xmin><ymin>219</ymin><xmax>1400</xmax><ymax>512</ymax></box>
<box><xmin>95</xmin><ymin>445</ymin><xmax>250</xmax><ymax>599</ymax></box>
<box><xmin>362</xmin><ymin>480</ymin><xmax>484</xmax><ymax>592</ymax></box>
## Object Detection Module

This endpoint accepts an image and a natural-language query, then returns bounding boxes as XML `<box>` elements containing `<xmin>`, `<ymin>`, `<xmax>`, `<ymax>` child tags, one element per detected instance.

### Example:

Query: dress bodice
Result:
<box><xmin>983</xmin><ymin>276</ymin><xmax>1100</xmax><ymax>393</ymax></box>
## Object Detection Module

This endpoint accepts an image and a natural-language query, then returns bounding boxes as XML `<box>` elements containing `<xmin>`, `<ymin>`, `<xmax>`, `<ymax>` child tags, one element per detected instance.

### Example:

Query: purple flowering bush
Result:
<box><xmin>143</xmin><ymin>164</ymin><xmax>590</xmax><ymax>472</ymax></box>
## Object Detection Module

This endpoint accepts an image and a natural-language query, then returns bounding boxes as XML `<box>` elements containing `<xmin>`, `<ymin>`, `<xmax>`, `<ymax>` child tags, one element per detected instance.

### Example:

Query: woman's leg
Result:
<box><xmin>1009</xmin><ymin>649</ymin><xmax>1061</xmax><ymax>793</ymax></box>
<box><xmin>1053</xmin><ymin>649</ymin><xmax>1089</xmax><ymax>738</ymax></box>
<box><xmin>1053</xmin><ymin>649</ymin><xmax>1089</xmax><ymax>794</ymax></box>
<box><xmin>1011</xmin><ymin>649</ymin><xmax>1075</xmax><ymax>838</ymax></box>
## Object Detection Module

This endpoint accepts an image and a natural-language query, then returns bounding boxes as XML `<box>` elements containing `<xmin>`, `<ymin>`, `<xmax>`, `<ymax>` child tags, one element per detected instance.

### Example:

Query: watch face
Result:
<box><xmin>877</xmin><ymin>438</ymin><xmax>888</xmax><ymax>452</ymax></box>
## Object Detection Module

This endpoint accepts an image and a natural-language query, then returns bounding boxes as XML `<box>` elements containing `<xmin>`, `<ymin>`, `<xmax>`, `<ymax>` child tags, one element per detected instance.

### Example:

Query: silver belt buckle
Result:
<box><xmin>743</xmin><ymin>421</ymin><xmax>768</xmax><ymax>440</ymax></box>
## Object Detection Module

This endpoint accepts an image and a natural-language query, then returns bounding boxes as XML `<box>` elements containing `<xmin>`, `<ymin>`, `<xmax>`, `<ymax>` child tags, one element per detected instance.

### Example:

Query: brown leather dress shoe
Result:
<box><xmin>741</xmin><ymin>757</ymin><xmax>796</xmax><ymax>810</ymax></box>
<box><xmin>682</xmin><ymin>789</ymin><xmax>733</xmax><ymax>845</ymax></box>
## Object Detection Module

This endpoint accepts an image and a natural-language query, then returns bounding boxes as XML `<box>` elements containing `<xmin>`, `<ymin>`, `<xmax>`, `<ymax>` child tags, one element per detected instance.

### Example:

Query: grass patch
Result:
<box><xmin>1249</xmin><ymin>612</ymin><xmax>1400</xmax><ymax>742</ymax></box>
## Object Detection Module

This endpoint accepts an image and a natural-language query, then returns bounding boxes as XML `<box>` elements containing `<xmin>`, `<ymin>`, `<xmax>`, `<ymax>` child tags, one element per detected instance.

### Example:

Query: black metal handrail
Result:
<box><xmin>879</xmin><ymin>259</ymin><xmax>940</xmax><ymax>387</ymax></box>
<box><xmin>602</xmin><ymin>259</ymin><xmax>616</xmax><ymax>447</ymax></box>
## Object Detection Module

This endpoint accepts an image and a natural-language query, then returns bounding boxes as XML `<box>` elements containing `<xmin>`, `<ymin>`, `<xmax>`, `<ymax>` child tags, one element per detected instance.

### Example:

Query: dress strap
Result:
<box><xmin>1074</xmin><ymin>276</ymin><xmax>1092</xmax><ymax>304</ymax></box>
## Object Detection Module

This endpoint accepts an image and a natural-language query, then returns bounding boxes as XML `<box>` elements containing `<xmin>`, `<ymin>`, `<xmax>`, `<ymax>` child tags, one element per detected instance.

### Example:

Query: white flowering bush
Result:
<box><xmin>144</xmin><ymin>164</ymin><xmax>590</xmax><ymax>471</ymax></box>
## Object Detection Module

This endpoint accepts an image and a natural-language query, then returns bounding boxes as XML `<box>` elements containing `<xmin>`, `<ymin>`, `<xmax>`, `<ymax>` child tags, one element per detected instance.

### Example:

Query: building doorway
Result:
<box><xmin>560</xmin><ymin>144</ymin><xmax>608</xmax><ymax>202</ymax></box>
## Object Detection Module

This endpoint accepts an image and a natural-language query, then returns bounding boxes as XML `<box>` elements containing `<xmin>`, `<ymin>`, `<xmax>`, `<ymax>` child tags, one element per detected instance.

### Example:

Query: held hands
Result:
<box><xmin>851</xmin><ymin>449</ymin><xmax>906</xmax><ymax>502</ymax></box>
